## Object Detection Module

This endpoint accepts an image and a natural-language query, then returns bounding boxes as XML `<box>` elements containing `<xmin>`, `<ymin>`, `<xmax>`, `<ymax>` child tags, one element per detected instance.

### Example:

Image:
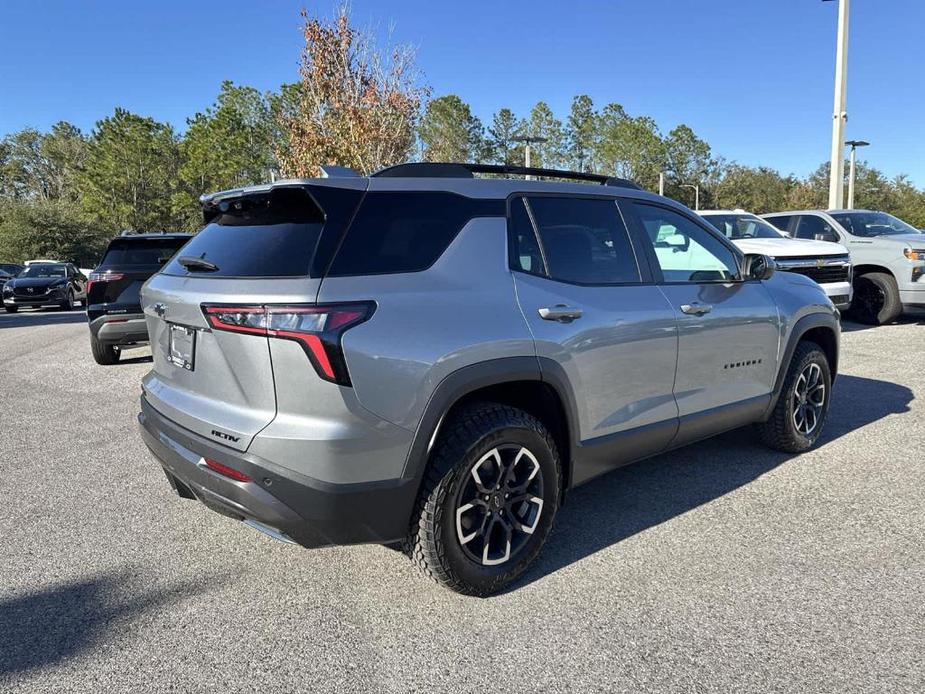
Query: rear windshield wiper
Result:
<box><xmin>177</xmin><ymin>256</ymin><xmax>219</xmax><ymax>272</ymax></box>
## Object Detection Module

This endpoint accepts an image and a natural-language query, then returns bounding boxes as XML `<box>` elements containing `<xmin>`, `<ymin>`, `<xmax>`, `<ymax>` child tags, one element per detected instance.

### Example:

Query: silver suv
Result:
<box><xmin>138</xmin><ymin>163</ymin><xmax>840</xmax><ymax>596</ymax></box>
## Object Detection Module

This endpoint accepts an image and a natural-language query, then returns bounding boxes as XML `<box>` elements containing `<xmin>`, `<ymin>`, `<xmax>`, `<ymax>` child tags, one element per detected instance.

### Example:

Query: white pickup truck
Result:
<box><xmin>699</xmin><ymin>210</ymin><xmax>853</xmax><ymax>310</ymax></box>
<box><xmin>762</xmin><ymin>210</ymin><xmax>925</xmax><ymax>325</ymax></box>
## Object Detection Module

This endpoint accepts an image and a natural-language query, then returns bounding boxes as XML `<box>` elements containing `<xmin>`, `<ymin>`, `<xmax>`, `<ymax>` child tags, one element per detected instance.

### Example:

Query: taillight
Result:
<box><xmin>203</xmin><ymin>458</ymin><xmax>252</xmax><ymax>482</ymax></box>
<box><xmin>202</xmin><ymin>303</ymin><xmax>374</xmax><ymax>385</ymax></box>
<box><xmin>86</xmin><ymin>271</ymin><xmax>124</xmax><ymax>297</ymax></box>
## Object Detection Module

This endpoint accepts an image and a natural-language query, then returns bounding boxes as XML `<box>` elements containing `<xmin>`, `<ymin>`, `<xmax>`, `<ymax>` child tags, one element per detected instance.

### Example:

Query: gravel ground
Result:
<box><xmin>1</xmin><ymin>308</ymin><xmax>923</xmax><ymax>693</ymax></box>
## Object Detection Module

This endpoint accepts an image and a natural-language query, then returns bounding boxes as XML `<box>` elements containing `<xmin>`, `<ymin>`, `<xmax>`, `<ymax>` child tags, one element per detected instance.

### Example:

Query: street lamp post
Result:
<box><xmin>513</xmin><ymin>136</ymin><xmax>548</xmax><ymax>179</ymax></box>
<box><xmin>825</xmin><ymin>0</ymin><xmax>851</xmax><ymax>210</ymax></box>
<box><xmin>845</xmin><ymin>139</ymin><xmax>869</xmax><ymax>210</ymax></box>
<box><xmin>680</xmin><ymin>183</ymin><xmax>700</xmax><ymax>211</ymax></box>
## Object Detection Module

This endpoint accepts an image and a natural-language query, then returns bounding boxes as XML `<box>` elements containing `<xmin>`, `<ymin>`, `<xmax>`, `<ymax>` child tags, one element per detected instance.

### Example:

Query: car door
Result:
<box><xmin>510</xmin><ymin>195</ymin><xmax>680</xmax><ymax>484</ymax></box>
<box><xmin>621</xmin><ymin>200</ymin><xmax>781</xmax><ymax>446</ymax></box>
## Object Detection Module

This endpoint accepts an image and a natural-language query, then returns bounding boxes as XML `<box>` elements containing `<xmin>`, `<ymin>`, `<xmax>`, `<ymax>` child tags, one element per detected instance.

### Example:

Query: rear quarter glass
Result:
<box><xmin>327</xmin><ymin>191</ymin><xmax>504</xmax><ymax>276</ymax></box>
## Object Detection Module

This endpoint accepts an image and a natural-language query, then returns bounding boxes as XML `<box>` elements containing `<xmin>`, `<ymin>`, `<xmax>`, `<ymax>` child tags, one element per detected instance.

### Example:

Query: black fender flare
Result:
<box><xmin>400</xmin><ymin>356</ymin><xmax>581</xmax><ymax>491</ymax></box>
<box><xmin>763</xmin><ymin>311</ymin><xmax>840</xmax><ymax>419</ymax></box>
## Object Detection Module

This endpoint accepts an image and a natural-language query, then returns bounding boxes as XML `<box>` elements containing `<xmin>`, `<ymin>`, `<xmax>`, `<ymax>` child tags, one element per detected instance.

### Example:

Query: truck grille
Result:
<box><xmin>775</xmin><ymin>255</ymin><xmax>851</xmax><ymax>285</ymax></box>
<box><xmin>781</xmin><ymin>265</ymin><xmax>850</xmax><ymax>284</ymax></box>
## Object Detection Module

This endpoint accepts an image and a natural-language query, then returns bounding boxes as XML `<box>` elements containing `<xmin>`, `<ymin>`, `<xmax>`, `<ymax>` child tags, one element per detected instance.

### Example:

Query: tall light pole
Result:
<box><xmin>826</xmin><ymin>0</ymin><xmax>851</xmax><ymax>210</ymax></box>
<box><xmin>513</xmin><ymin>136</ymin><xmax>548</xmax><ymax>179</ymax></box>
<box><xmin>680</xmin><ymin>183</ymin><xmax>700</xmax><ymax>211</ymax></box>
<box><xmin>845</xmin><ymin>139</ymin><xmax>869</xmax><ymax>209</ymax></box>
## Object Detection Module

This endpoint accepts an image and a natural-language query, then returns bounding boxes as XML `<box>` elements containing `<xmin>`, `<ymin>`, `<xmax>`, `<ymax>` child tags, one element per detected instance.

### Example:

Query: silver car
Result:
<box><xmin>138</xmin><ymin>163</ymin><xmax>840</xmax><ymax>596</ymax></box>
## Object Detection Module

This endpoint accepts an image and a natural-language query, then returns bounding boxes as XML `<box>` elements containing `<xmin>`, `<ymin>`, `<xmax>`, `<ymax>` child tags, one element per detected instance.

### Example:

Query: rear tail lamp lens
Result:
<box><xmin>86</xmin><ymin>271</ymin><xmax>124</xmax><ymax>296</ymax></box>
<box><xmin>203</xmin><ymin>458</ymin><xmax>252</xmax><ymax>482</ymax></box>
<box><xmin>202</xmin><ymin>303</ymin><xmax>374</xmax><ymax>385</ymax></box>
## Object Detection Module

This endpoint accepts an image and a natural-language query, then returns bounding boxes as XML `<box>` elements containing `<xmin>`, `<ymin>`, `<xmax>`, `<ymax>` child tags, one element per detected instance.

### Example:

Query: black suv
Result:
<box><xmin>87</xmin><ymin>232</ymin><xmax>191</xmax><ymax>364</ymax></box>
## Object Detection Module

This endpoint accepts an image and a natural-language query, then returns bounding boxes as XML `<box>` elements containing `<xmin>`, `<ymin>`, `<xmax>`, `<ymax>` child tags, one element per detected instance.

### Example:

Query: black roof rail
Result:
<box><xmin>371</xmin><ymin>162</ymin><xmax>643</xmax><ymax>190</ymax></box>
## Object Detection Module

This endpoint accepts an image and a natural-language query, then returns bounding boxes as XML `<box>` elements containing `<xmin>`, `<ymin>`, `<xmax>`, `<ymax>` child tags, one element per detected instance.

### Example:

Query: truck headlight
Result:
<box><xmin>903</xmin><ymin>247</ymin><xmax>925</xmax><ymax>261</ymax></box>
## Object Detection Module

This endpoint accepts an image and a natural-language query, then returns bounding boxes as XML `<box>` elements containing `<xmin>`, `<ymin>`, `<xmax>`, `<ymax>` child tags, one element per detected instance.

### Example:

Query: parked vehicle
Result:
<box><xmin>700</xmin><ymin>210</ymin><xmax>852</xmax><ymax>309</ymax></box>
<box><xmin>763</xmin><ymin>210</ymin><xmax>925</xmax><ymax>324</ymax></box>
<box><xmin>2</xmin><ymin>262</ymin><xmax>87</xmax><ymax>312</ymax></box>
<box><xmin>87</xmin><ymin>231</ymin><xmax>192</xmax><ymax>364</ymax></box>
<box><xmin>138</xmin><ymin>163</ymin><xmax>839</xmax><ymax>596</ymax></box>
<box><xmin>0</xmin><ymin>268</ymin><xmax>13</xmax><ymax>293</ymax></box>
<box><xmin>24</xmin><ymin>258</ymin><xmax>94</xmax><ymax>277</ymax></box>
<box><xmin>0</xmin><ymin>263</ymin><xmax>24</xmax><ymax>276</ymax></box>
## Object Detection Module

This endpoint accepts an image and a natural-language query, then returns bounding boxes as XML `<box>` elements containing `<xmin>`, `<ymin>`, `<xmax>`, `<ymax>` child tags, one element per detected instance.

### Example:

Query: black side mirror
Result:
<box><xmin>744</xmin><ymin>253</ymin><xmax>776</xmax><ymax>281</ymax></box>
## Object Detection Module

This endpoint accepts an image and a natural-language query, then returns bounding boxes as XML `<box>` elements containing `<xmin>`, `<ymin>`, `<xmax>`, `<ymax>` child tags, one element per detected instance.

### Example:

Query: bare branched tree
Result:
<box><xmin>276</xmin><ymin>6</ymin><xmax>428</xmax><ymax>177</ymax></box>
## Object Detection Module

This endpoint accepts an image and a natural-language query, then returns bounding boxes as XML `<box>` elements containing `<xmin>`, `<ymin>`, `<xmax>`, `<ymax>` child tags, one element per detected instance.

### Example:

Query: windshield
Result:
<box><xmin>704</xmin><ymin>214</ymin><xmax>783</xmax><ymax>240</ymax></box>
<box><xmin>20</xmin><ymin>264</ymin><xmax>67</xmax><ymax>278</ymax></box>
<box><xmin>831</xmin><ymin>212</ymin><xmax>922</xmax><ymax>237</ymax></box>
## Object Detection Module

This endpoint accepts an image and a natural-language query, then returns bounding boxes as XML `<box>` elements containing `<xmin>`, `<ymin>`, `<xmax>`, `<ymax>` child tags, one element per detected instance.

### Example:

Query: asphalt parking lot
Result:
<box><xmin>0</xmin><ymin>309</ymin><xmax>923</xmax><ymax>693</ymax></box>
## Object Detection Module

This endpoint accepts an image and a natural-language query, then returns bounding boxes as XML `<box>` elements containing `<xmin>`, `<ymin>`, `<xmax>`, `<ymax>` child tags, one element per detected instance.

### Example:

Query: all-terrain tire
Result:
<box><xmin>4</xmin><ymin>305</ymin><xmax>17</xmax><ymax>313</ymax></box>
<box><xmin>90</xmin><ymin>335</ymin><xmax>120</xmax><ymax>365</ymax></box>
<box><xmin>850</xmin><ymin>272</ymin><xmax>902</xmax><ymax>325</ymax></box>
<box><xmin>758</xmin><ymin>341</ymin><xmax>831</xmax><ymax>453</ymax></box>
<box><xmin>407</xmin><ymin>402</ymin><xmax>561</xmax><ymax>596</ymax></box>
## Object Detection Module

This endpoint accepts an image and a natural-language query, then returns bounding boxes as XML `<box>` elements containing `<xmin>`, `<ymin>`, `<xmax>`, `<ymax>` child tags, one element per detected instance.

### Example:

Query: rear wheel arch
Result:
<box><xmin>402</xmin><ymin>358</ymin><xmax>577</xmax><ymax>503</ymax></box>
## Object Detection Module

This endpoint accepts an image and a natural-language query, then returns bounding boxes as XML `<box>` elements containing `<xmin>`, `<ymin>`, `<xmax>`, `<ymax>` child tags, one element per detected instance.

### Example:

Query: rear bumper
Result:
<box><xmin>89</xmin><ymin>313</ymin><xmax>148</xmax><ymax>344</ymax></box>
<box><xmin>138</xmin><ymin>396</ymin><xmax>417</xmax><ymax>548</ymax></box>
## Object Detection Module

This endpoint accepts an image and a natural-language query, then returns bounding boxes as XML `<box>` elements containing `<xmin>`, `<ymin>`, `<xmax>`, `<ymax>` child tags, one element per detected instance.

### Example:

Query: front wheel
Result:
<box><xmin>758</xmin><ymin>341</ymin><xmax>832</xmax><ymax>453</ymax></box>
<box><xmin>850</xmin><ymin>272</ymin><xmax>901</xmax><ymax>325</ymax></box>
<box><xmin>4</xmin><ymin>305</ymin><xmax>17</xmax><ymax>313</ymax></box>
<box><xmin>407</xmin><ymin>403</ymin><xmax>561</xmax><ymax>596</ymax></box>
<box><xmin>59</xmin><ymin>290</ymin><xmax>75</xmax><ymax>311</ymax></box>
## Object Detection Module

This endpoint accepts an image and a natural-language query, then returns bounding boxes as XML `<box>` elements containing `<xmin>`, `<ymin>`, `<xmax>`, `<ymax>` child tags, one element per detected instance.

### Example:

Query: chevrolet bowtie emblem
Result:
<box><xmin>153</xmin><ymin>302</ymin><xmax>167</xmax><ymax>317</ymax></box>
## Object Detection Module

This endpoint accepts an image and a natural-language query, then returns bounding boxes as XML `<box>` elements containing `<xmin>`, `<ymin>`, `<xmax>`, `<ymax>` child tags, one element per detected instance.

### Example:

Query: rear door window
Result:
<box><xmin>765</xmin><ymin>215</ymin><xmax>793</xmax><ymax>233</ymax></box>
<box><xmin>511</xmin><ymin>196</ymin><xmax>641</xmax><ymax>285</ymax></box>
<box><xmin>793</xmin><ymin>215</ymin><xmax>836</xmax><ymax>240</ymax></box>
<box><xmin>328</xmin><ymin>192</ymin><xmax>503</xmax><ymax>276</ymax></box>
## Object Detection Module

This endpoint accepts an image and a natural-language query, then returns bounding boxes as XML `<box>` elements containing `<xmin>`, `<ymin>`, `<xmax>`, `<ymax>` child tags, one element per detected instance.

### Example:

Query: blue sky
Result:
<box><xmin>1</xmin><ymin>0</ymin><xmax>923</xmax><ymax>184</ymax></box>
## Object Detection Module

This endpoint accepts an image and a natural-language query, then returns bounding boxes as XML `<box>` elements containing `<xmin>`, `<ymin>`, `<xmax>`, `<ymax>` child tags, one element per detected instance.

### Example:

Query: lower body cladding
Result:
<box><xmin>89</xmin><ymin>312</ymin><xmax>149</xmax><ymax>346</ymax></box>
<box><xmin>138</xmin><ymin>397</ymin><xmax>418</xmax><ymax>548</ymax></box>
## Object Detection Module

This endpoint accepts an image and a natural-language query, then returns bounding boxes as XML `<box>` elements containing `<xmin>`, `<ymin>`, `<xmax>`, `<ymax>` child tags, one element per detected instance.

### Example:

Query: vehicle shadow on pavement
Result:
<box><xmin>0</xmin><ymin>569</ymin><xmax>223</xmax><ymax>679</ymax></box>
<box><xmin>516</xmin><ymin>374</ymin><xmax>913</xmax><ymax>592</ymax></box>
<box><xmin>841</xmin><ymin>316</ymin><xmax>925</xmax><ymax>332</ymax></box>
<box><xmin>0</xmin><ymin>309</ymin><xmax>86</xmax><ymax>330</ymax></box>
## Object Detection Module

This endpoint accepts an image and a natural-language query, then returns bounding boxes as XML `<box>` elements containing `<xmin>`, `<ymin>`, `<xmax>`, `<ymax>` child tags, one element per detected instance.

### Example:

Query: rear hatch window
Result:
<box><xmin>100</xmin><ymin>237</ymin><xmax>190</xmax><ymax>268</ymax></box>
<box><xmin>162</xmin><ymin>187</ymin><xmax>328</xmax><ymax>278</ymax></box>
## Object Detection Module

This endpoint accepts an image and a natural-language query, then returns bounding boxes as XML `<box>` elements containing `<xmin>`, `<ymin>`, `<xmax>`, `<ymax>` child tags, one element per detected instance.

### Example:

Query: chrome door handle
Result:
<box><xmin>680</xmin><ymin>303</ymin><xmax>712</xmax><ymax>316</ymax></box>
<box><xmin>538</xmin><ymin>305</ymin><xmax>583</xmax><ymax>322</ymax></box>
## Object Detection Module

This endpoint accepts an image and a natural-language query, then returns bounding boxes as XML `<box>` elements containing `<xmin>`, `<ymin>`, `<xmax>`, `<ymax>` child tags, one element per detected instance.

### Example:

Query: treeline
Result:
<box><xmin>2</xmin><ymin>7</ymin><xmax>924</xmax><ymax>266</ymax></box>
